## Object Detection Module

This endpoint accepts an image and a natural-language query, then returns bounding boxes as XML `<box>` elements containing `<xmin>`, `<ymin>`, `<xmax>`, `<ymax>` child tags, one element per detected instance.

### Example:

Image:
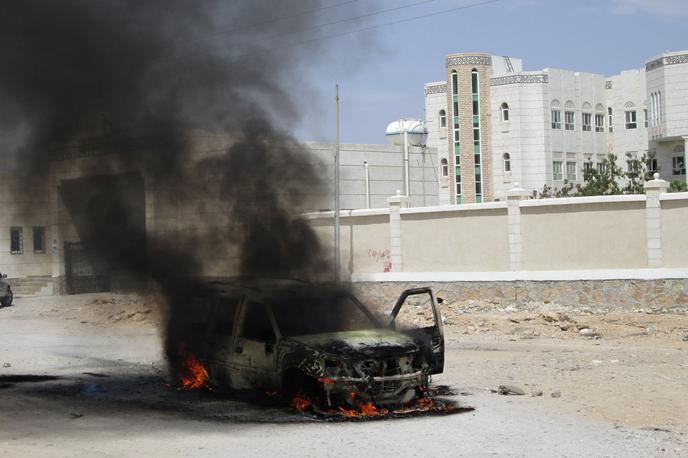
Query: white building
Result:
<box><xmin>424</xmin><ymin>50</ymin><xmax>688</xmax><ymax>203</ymax></box>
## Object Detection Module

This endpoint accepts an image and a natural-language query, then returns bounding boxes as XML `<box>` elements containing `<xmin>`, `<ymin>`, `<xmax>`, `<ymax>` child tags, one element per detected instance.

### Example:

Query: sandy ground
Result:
<box><xmin>0</xmin><ymin>293</ymin><xmax>687</xmax><ymax>457</ymax></box>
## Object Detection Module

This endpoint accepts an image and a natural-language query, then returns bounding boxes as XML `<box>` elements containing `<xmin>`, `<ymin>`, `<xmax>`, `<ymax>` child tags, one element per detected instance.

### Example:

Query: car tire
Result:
<box><xmin>282</xmin><ymin>369</ymin><xmax>324</xmax><ymax>407</ymax></box>
<box><xmin>1</xmin><ymin>288</ymin><xmax>12</xmax><ymax>307</ymax></box>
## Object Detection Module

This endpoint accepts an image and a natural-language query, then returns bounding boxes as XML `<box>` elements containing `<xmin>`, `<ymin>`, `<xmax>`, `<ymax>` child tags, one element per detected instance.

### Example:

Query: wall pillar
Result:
<box><xmin>684</xmin><ymin>136</ymin><xmax>688</xmax><ymax>185</ymax></box>
<box><xmin>644</xmin><ymin>173</ymin><xmax>668</xmax><ymax>267</ymax></box>
<box><xmin>388</xmin><ymin>192</ymin><xmax>408</xmax><ymax>272</ymax></box>
<box><xmin>506</xmin><ymin>184</ymin><xmax>530</xmax><ymax>271</ymax></box>
<box><xmin>49</xmin><ymin>172</ymin><xmax>65</xmax><ymax>280</ymax></box>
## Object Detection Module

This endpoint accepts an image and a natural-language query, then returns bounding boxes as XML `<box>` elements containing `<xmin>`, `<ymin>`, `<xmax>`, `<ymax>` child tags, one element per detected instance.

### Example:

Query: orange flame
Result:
<box><xmin>176</xmin><ymin>342</ymin><xmax>209</xmax><ymax>390</ymax></box>
<box><xmin>338</xmin><ymin>401</ymin><xmax>389</xmax><ymax>417</ymax></box>
<box><xmin>290</xmin><ymin>385</ymin><xmax>454</xmax><ymax>418</ymax></box>
<box><xmin>291</xmin><ymin>394</ymin><xmax>312</xmax><ymax>412</ymax></box>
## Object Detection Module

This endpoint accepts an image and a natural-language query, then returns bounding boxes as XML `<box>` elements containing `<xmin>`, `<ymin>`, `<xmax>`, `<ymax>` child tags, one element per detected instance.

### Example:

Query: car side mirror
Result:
<box><xmin>2</xmin><ymin>274</ymin><xmax>6</xmax><ymax>279</ymax></box>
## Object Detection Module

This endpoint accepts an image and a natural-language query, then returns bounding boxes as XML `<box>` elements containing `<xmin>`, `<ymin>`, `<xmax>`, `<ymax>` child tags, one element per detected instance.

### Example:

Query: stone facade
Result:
<box><xmin>445</xmin><ymin>53</ymin><xmax>493</xmax><ymax>204</ymax></box>
<box><xmin>353</xmin><ymin>279</ymin><xmax>688</xmax><ymax>313</ymax></box>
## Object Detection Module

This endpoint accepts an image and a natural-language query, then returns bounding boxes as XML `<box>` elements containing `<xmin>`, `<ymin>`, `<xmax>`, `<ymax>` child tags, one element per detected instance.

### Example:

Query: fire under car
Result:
<box><xmin>185</xmin><ymin>279</ymin><xmax>444</xmax><ymax>408</ymax></box>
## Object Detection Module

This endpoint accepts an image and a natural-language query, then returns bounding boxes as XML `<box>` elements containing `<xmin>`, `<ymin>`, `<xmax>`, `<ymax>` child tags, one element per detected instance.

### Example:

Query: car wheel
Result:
<box><xmin>1</xmin><ymin>288</ymin><xmax>12</xmax><ymax>307</ymax></box>
<box><xmin>282</xmin><ymin>369</ymin><xmax>324</xmax><ymax>407</ymax></box>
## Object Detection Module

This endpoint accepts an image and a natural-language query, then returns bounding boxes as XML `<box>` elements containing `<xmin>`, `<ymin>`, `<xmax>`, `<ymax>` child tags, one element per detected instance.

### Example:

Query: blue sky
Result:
<box><xmin>295</xmin><ymin>0</ymin><xmax>688</xmax><ymax>144</ymax></box>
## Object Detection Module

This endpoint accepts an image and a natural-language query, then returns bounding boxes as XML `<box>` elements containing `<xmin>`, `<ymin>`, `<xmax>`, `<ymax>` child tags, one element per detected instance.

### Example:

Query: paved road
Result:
<box><xmin>0</xmin><ymin>296</ymin><xmax>683</xmax><ymax>457</ymax></box>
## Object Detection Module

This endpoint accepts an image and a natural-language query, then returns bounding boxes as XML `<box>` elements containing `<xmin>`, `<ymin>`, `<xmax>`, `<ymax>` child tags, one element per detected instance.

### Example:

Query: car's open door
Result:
<box><xmin>387</xmin><ymin>287</ymin><xmax>444</xmax><ymax>374</ymax></box>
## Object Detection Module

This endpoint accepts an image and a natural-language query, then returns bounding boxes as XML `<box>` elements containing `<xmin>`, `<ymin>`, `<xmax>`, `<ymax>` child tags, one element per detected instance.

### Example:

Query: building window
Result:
<box><xmin>500</xmin><ymin>102</ymin><xmax>509</xmax><ymax>122</ymax></box>
<box><xmin>33</xmin><ymin>227</ymin><xmax>45</xmax><ymax>254</ymax></box>
<box><xmin>673</xmin><ymin>156</ymin><xmax>686</xmax><ymax>175</ymax></box>
<box><xmin>643</xmin><ymin>109</ymin><xmax>648</xmax><ymax>128</ymax></box>
<box><xmin>471</xmin><ymin>68</ymin><xmax>482</xmax><ymax>201</ymax></box>
<box><xmin>582</xmin><ymin>112</ymin><xmax>592</xmax><ymax>131</ymax></box>
<box><xmin>551</xmin><ymin>110</ymin><xmax>561</xmax><ymax>129</ymax></box>
<box><xmin>451</xmin><ymin>70</ymin><xmax>461</xmax><ymax>203</ymax></box>
<box><xmin>597</xmin><ymin>162</ymin><xmax>606</xmax><ymax>174</ymax></box>
<box><xmin>440</xmin><ymin>158</ymin><xmax>448</xmax><ymax>177</ymax></box>
<box><xmin>565</xmin><ymin>111</ymin><xmax>575</xmax><ymax>130</ymax></box>
<box><xmin>625</xmin><ymin>110</ymin><xmax>637</xmax><ymax>129</ymax></box>
<box><xmin>608</xmin><ymin>107</ymin><xmax>613</xmax><ymax>133</ymax></box>
<box><xmin>471</xmin><ymin>69</ymin><xmax>479</xmax><ymax>95</ymax></box>
<box><xmin>566</xmin><ymin>161</ymin><xmax>577</xmax><ymax>181</ymax></box>
<box><xmin>647</xmin><ymin>154</ymin><xmax>658</xmax><ymax>173</ymax></box>
<box><xmin>595</xmin><ymin>114</ymin><xmax>605</xmax><ymax>132</ymax></box>
<box><xmin>10</xmin><ymin>227</ymin><xmax>23</xmax><ymax>255</ymax></box>
<box><xmin>439</xmin><ymin>110</ymin><xmax>446</xmax><ymax>128</ymax></box>
<box><xmin>553</xmin><ymin>161</ymin><xmax>563</xmax><ymax>180</ymax></box>
<box><xmin>583</xmin><ymin>161</ymin><xmax>593</xmax><ymax>172</ymax></box>
<box><xmin>503</xmin><ymin>153</ymin><xmax>511</xmax><ymax>172</ymax></box>
<box><xmin>651</xmin><ymin>92</ymin><xmax>662</xmax><ymax>127</ymax></box>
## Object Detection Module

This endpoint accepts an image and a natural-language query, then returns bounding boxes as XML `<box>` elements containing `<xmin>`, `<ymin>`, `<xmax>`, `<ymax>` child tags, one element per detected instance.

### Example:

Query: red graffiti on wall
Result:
<box><xmin>368</xmin><ymin>249</ymin><xmax>392</xmax><ymax>272</ymax></box>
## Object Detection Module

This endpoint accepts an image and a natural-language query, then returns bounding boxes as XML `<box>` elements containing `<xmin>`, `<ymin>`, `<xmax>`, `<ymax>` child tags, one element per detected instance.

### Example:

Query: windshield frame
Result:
<box><xmin>268</xmin><ymin>289</ymin><xmax>382</xmax><ymax>337</ymax></box>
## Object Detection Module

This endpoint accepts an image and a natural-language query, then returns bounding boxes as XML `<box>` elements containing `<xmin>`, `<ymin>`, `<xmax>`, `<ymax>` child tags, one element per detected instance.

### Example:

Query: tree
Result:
<box><xmin>669</xmin><ymin>180</ymin><xmax>688</xmax><ymax>193</ymax></box>
<box><xmin>534</xmin><ymin>184</ymin><xmax>553</xmax><ymax>199</ymax></box>
<box><xmin>576</xmin><ymin>153</ymin><xmax>623</xmax><ymax>196</ymax></box>
<box><xmin>534</xmin><ymin>152</ymin><xmax>663</xmax><ymax>199</ymax></box>
<box><xmin>623</xmin><ymin>152</ymin><xmax>656</xmax><ymax>194</ymax></box>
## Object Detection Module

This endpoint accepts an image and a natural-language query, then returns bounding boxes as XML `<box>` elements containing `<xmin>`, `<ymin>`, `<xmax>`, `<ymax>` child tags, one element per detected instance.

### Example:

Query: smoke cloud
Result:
<box><xmin>0</xmin><ymin>1</ymin><xmax>371</xmax><ymax>376</ymax></box>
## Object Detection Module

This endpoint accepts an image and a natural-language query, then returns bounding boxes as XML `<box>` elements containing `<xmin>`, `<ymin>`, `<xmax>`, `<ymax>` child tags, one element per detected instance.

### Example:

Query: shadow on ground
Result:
<box><xmin>0</xmin><ymin>371</ymin><xmax>474</xmax><ymax>425</ymax></box>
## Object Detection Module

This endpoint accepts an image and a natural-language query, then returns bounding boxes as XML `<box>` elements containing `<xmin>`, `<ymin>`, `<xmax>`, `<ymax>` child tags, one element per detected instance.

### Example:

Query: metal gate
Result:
<box><xmin>64</xmin><ymin>242</ymin><xmax>110</xmax><ymax>294</ymax></box>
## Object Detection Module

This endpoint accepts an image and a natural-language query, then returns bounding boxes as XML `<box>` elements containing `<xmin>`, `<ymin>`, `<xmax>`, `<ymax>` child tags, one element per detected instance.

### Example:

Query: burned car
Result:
<box><xmin>183</xmin><ymin>279</ymin><xmax>444</xmax><ymax>408</ymax></box>
<box><xmin>0</xmin><ymin>273</ymin><xmax>12</xmax><ymax>307</ymax></box>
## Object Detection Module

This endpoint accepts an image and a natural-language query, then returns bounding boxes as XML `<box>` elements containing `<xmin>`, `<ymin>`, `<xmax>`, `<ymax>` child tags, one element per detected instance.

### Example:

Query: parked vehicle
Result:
<box><xmin>0</xmin><ymin>273</ymin><xmax>12</xmax><ymax>307</ymax></box>
<box><xmin>185</xmin><ymin>279</ymin><xmax>444</xmax><ymax>408</ymax></box>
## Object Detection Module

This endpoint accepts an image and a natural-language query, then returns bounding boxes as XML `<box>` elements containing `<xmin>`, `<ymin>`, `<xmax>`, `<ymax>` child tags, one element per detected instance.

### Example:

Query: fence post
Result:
<box><xmin>506</xmin><ymin>184</ymin><xmax>530</xmax><ymax>271</ymax></box>
<box><xmin>644</xmin><ymin>173</ymin><xmax>668</xmax><ymax>268</ymax></box>
<box><xmin>388</xmin><ymin>191</ymin><xmax>408</xmax><ymax>272</ymax></box>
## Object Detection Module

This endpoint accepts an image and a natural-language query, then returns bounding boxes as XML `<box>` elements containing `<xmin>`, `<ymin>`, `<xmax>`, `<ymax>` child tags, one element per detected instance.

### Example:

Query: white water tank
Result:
<box><xmin>385</xmin><ymin>118</ymin><xmax>427</xmax><ymax>147</ymax></box>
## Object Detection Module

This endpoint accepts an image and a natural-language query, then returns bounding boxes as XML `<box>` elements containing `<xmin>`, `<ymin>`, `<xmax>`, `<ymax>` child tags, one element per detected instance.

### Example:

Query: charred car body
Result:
<box><xmin>184</xmin><ymin>279</ymin><xmax>444</xmax><ymax>407</ymax></box>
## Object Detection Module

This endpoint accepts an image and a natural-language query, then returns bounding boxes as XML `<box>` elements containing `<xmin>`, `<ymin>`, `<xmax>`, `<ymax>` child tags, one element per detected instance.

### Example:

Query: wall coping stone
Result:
<box><xmin>520</xmin><ymin>194</ymin><xmax>646</xmax><ymax>208</ymax></box>
<box><xmin>302</xmin><ymin>208</ymin><xmax>389</xmax><ymax>220</ymax></box>
<box><xmin>660</xmin><ymin>192</ymin><xmax>688</xmax><ymax>202</ymax></box>
<box><xmin>399</xmin><ymin>201</ymin><xmax>507</xmax><ymax>215</ymax></box>
<box><xmin>351</xmin><ymin>268</ymin><xmax>688</xmax><ymax>282</ymax></box>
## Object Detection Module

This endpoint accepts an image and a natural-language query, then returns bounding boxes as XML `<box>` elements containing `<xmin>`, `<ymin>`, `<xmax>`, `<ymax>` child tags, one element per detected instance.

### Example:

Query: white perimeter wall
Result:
<box><xmin>306</xmin><ymin>190</ymin><xmax>688</xmax><ymax>275</ymax></box>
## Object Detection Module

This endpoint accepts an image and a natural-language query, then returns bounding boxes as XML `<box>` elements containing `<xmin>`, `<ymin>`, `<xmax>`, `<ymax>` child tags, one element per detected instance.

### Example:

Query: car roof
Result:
<box><xmin>190</xmin><ymin>277</ymin><xmax>337</xmax><ymax>300</ymax></box>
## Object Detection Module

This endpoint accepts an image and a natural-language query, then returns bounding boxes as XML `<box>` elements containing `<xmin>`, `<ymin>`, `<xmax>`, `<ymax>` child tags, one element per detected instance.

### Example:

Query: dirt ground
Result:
<box><xmin>1</xmin><ymin>292</ymin><xmax>687</xmax><ymax>457</ymax></box>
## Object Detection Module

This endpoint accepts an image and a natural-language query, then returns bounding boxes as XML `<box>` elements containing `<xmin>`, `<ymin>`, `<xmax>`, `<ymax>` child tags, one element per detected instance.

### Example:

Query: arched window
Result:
<box><xmin>471</xmin><ymin>69</ymin><xmax>479</xmax><ymax>95</ymax></box>
<box><xmin>503</xmin><ymin>153</ymin><xmax>511</xmax><ymax>173</ymax></box>
<box><xmin>651</xmin><ymin>93</ymin><xmax>657</xmax><ymax>126</ymax></box>
<box><xmin>439</xmin><ymin>109</ymin><xmax>447</xmax><ymax>128</ymax></box>
<box><xmin>624</xmin><ymin>102</ymin><xmax>637</xmax><ymax>129</ymax></box>
<box><xmin>551</xmin><ymin>100</ymin><xmax>561</xmax><ymax>129</ymax></box>
<box><xmin>500</xmin><ymin>102</ymin><xmax>509</xmax><ymax>122</ymax></box>
<box><xmin>440</xmin><ymin>158</ymin><xmax>449</xmax><ymax>177</ymax></box>
<box><xmin>595</xmin><ymin>104</ymin><xmax>605</xmax><ymax>132</ymax></box>
<box><xmin>564</xmin><ymin>101</ymin><xmax>576</xmax><ymax>130</ymax></box>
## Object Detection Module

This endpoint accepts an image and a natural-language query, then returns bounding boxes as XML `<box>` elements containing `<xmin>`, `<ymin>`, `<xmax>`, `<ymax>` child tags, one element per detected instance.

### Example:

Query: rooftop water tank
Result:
<box><xmin>385</xmin><ymin>118</ymin><xmax>427</xmax><ymax>147</ymax></box>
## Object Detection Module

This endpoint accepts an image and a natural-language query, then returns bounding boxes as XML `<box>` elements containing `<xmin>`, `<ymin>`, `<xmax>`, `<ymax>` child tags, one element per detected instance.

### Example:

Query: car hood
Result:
<box><xmin>289</xmin><ymin>329</ymin><xmax>418</xmax><ymax>358</ymax></box>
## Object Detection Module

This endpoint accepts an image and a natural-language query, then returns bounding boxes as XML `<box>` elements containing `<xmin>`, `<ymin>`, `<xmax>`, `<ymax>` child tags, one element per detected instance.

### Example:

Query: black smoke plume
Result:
<box><xmin>0</xmin><ymin>1</ymin><xmax>368</xmax><ymax>377</ymax></box>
